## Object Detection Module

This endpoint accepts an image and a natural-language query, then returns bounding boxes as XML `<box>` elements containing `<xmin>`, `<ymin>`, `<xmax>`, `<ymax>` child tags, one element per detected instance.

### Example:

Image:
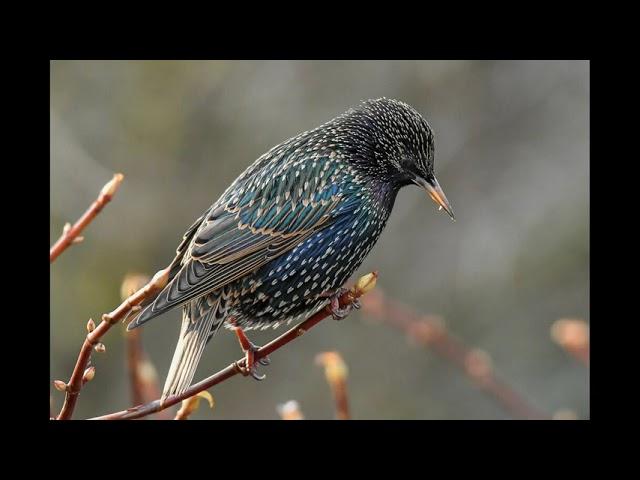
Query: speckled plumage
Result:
<box><xmin>128</xmin><ymin>98</ymin><xmax>451</xmax><ymax>398</ymax></box>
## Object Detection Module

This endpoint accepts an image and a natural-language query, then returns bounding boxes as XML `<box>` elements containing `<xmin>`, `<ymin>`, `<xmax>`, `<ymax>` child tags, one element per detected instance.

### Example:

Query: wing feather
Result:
<box><xmin>127</xmin><ymin>153</ymin><xmax>345</xmax><ymax>331</ymax></box>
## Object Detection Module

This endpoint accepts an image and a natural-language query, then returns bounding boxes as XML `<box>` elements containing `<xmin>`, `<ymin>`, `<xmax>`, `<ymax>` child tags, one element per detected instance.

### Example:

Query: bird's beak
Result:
<box><xmin>414</xmin><ymin>176</ymin><xmax>455</xmax><ymax>220</ymax></box>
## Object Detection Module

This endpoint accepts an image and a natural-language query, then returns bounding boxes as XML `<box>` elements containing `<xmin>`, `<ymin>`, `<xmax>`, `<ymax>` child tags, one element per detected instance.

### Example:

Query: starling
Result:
<box><xmin>127</xmin><ymin>98</ymin><xmax>454</xmax><ymax>399</ymax></box>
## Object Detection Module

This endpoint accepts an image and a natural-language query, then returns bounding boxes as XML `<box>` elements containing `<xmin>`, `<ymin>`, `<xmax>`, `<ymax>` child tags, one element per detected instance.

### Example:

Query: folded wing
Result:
<box><xmin>128</xmin><ymin>159</ymin><xmax>344</xmax><ymax>330</ymax></box>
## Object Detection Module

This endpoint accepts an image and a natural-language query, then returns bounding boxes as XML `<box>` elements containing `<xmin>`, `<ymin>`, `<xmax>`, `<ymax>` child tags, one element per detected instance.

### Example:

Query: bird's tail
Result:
<box><xmin>161</xmin><ymin>293</ymin><xmax>227</xmax><ymax>401</ymax></box>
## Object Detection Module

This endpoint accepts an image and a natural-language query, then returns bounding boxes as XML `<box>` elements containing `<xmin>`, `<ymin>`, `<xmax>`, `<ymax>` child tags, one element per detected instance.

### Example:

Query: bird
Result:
<box><xmin>127</xmin><ymin>98</ymin><xmax>454</xmax><ymax>401</ymax></box>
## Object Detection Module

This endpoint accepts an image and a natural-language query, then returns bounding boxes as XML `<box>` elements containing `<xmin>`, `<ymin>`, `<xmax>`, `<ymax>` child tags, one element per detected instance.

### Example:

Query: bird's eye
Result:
<box><xmin>400</xmin><ymin>154</ymin><xmax>415</xmax><ymax>169</ymax></box>
<box><xmin>400</xmin><ymin>155</ymin><xmax>421</xmax><ymax>176</ymax></box>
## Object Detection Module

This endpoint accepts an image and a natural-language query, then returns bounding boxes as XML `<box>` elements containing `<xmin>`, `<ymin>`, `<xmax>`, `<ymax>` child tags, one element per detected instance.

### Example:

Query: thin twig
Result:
<box><xmin>361</xmin><ymin>289</ymin><xmax>549</xmax><ymax>420</ymax></box>
<box><xmin>316</xmin><ymin>352</ymin><xmax>350</xmax><ymax>420</ymax></box>
<box><xmin>54</xmin><ymin>267</ymin><xmax>170</xmax><ymax>420</ymax></box>
<box><xmin>50</xmin><ymin>173</ymin><xmax>124</xmax><ymax>263</ymax></box>
<box><xmin>89</xmin><ymin>272</ymin><xmax>378</xmax><ymax>420</ymax></box>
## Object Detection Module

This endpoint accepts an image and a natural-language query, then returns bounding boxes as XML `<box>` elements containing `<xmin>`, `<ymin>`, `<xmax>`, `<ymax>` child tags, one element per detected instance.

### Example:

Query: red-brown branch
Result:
<box><xmin>55</xmin><ymin>267</ymin><xmax>170</xmax><ymax>420</ymax></box>
<box><xmin>361</xmin><ymin>289</ymin><xmax>549</xmax><ymax>420</ymax></box>
<box><xmin>88</xmin><ymin>272</ymin><xmax>378</xmax><ymax>420</ymax></box>
<box><xmin>50</xmin><ymin>173</ymin><xmax>124</xmax><ymax>263</ymax></box>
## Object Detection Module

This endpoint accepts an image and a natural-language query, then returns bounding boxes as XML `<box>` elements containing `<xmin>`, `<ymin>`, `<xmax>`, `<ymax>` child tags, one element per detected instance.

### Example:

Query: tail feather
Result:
<box><xmin>161</xmin><ymin>293</ymin><xmax>227</xmax><ymax>401</ymax></box>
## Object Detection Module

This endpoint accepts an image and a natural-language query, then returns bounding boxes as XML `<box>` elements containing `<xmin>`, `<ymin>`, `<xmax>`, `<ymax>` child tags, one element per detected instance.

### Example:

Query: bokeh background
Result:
<box><xmin>50</xmin><ymin>60</ymin><xmax>589</xmax><ymax>420</ymax></box>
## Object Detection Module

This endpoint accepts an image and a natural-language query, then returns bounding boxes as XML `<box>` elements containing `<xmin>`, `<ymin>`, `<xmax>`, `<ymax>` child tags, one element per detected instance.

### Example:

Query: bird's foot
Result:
<box><xmin>232</xmin><ymin>324</ymin><xmax>270</xmax><ymax>381</ymax></box>
<box><xmin>320</xmin><ymin>287</ymin><xmax>361</xmax><ymax>321</ymax></box>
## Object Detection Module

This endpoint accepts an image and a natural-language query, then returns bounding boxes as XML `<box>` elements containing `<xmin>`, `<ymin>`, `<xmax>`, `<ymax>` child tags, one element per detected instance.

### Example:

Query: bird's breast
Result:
<box><xmin>230</xmin><ymin>193</ymin><xmax>391</xmax><ymax>328</ymax></box>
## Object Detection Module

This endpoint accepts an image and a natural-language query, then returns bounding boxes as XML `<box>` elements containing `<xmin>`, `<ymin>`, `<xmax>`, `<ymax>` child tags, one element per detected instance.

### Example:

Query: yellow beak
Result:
<box><xmin>416</xmin><ymin>176</ymin><xmax>455</xmax><ymax>220</ymax></box>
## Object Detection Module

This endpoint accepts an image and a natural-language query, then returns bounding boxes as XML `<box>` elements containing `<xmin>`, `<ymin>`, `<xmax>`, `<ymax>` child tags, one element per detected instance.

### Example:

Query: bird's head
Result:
<box><xmin>337</xmin><ymin>98</ymin><xmax>454</xmax><ymax>220</ymax></box>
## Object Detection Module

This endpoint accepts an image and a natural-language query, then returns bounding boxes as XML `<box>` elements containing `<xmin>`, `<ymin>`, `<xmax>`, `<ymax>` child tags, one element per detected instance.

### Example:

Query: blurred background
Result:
<box><xmin>50</xmin><ymin>60</ymin><xmax>589</xmax><ymax>420</ymax></box>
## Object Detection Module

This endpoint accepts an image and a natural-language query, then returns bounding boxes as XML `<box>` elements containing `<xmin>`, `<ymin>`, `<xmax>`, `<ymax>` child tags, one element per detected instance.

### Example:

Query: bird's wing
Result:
<box><xmin>130</xmin><ymin>207</ymin><xmax>211</xmax><ymax>314</ymax></box>
<box><xmin>167</xmin><ymin>207</ymin><xmax>211</xmax><ymax>278</ymax></box>
<box><xmin>128</xmin><ymin>158</ymin><xmax>346</xmax><ymax>330</ymax></box>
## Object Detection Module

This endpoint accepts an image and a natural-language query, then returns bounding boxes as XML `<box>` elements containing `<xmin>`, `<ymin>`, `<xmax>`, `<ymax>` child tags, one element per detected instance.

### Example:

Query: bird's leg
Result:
<box><xmin>230</xmin><ymin>320</ymin><xmax>270</xmax><ymax>381</ymax></box>
<box><xmin>319</xmin><ymin>287</ymin><xmax>361</xmax><ymax>321</ymax></box>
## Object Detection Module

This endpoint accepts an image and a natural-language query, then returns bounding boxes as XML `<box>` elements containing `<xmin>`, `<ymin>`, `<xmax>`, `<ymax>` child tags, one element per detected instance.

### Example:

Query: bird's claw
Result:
<box><xmin>234</xmin><ymin>345</ymin><xmax>269</xmax><ymax>381</ymax></box>
<box><xmin>258</xmin><ymin>356</ymin><xmax>271</xmax><ymax>366</ymax></box>
<box><xmin>233</xmin><ymin>324</ymin><xmax>269</xmax><ymax>381</ymax></box>
<box><xmin>323</xmin><ymin>287</ymin><xmax>359</xmax><ymax>321</ymax></box>
<box><xmin>331</xmin><ymin>305</ymin><xmax>351</xmax><ymax>320</ymax></box>
<box><xmin>234</xmin><ymin>360</ymin><xmax>267</xmax><ymax>380</ymax></box>
<box><xmin>235</xmin><ymin>359</ymin><xmax>267</xmax><ymax>381</ymax></box>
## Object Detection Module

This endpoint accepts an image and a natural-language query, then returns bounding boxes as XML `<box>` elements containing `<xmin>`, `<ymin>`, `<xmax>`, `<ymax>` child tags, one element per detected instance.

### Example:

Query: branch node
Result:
<box><xmin>232</xmin><ymin>361</ymin><xmax>245</xmax><ymax>375</ymax></box>
<box><xmin>102</xmin><ymin>313</ymin><xmax>118</xmax><ymax>325</ymax></box>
